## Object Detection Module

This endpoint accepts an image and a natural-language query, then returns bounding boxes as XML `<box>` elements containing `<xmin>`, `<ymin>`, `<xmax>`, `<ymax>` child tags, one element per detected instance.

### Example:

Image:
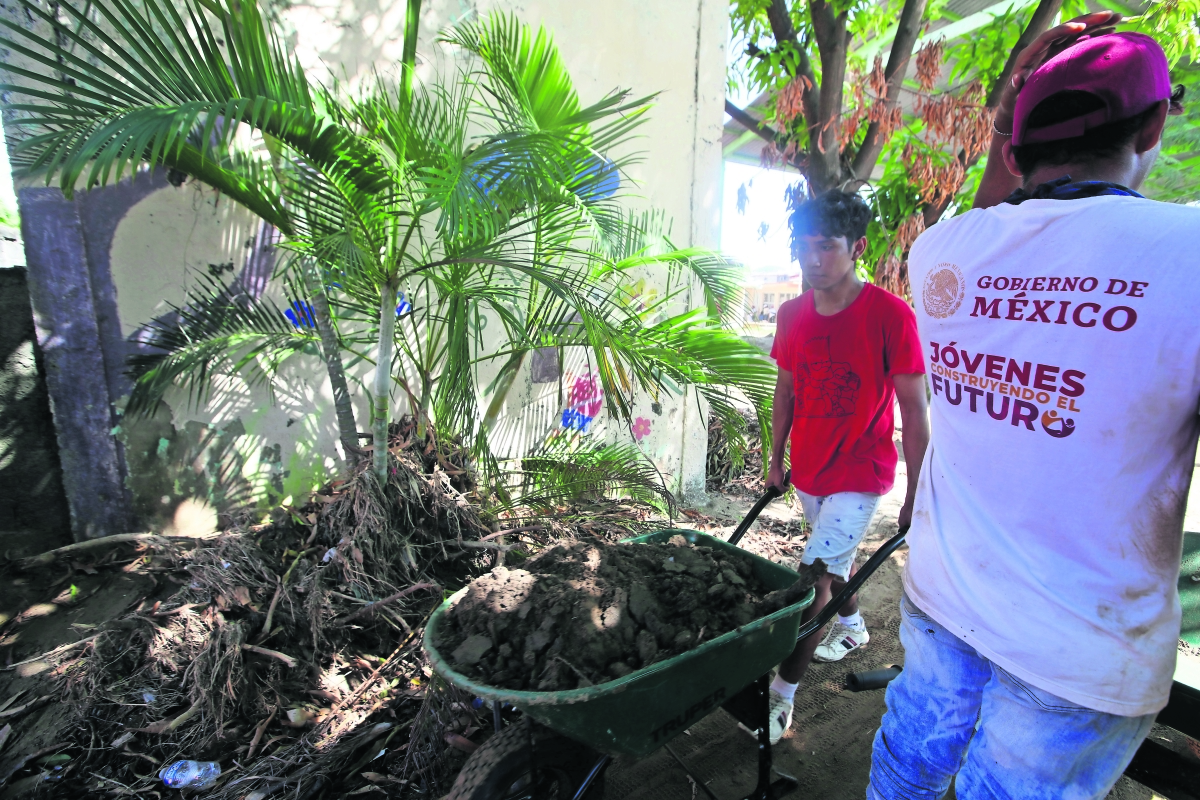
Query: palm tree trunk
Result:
<box><xmin>373</xmin><ymin>283</ymin><xmax>398</xmax><ymax>481</ymax></box>
<box><xmin>401</xmin><ymin>0</ymin><xmax>421</xmax><ymax>109</ymax></box>
<box><xmin>481</xmin><ymin>351</ymin><xmax>526</xmax><ymax>433</ymax></box>
<box><xmin>301</xmin><ymin>261</ymin><xmax>360</xmax><ymax>466</ymax></box>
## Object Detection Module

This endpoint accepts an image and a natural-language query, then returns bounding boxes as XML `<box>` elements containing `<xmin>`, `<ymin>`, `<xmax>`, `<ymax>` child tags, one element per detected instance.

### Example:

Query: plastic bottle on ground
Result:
<box><xmin>159</xmin><ymin>760</ymin><xmax>221</xmax><ymax>789</ymax></box>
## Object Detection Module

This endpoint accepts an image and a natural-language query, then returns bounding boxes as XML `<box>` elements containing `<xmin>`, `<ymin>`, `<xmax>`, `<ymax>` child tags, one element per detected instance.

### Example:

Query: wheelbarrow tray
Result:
<box><xmin>424</xmin><ymin>529</ymin><xmax>815</xmax><ymax>758</ymax></box>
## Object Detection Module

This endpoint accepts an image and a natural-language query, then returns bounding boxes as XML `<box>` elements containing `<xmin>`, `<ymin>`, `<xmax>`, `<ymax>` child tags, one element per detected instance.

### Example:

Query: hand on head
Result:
<box><xmin>996</xmin><ymin>11</ymin><xmax>1122</xmax><ymax>131</ymax></box>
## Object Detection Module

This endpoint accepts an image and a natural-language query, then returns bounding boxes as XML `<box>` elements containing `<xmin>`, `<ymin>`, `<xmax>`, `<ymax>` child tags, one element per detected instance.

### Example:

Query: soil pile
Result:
<box><xmin>437</xmin><ymin>536</ymin><xmax>786</xmax><ymax>691</ymax></box>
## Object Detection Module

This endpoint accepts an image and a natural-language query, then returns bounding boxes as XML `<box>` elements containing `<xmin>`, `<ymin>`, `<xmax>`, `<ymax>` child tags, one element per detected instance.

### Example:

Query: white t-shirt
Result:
<box><xmin>906</xmin><ymin>194</ymin><xmax>1200</xmax><ymax>717</ymax></box>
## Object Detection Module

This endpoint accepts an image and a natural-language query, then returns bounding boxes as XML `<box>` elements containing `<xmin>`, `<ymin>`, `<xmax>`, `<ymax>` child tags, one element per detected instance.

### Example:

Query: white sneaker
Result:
<box><xmin>813</xmin><ymin>622</ymin><xmax>869</xmax><ymax>662</ymax></box>
<box><xmin>736</xmin><ymin>688</ymin><xmax>794</xmax><ymax>745</ymax></box>
<box><xmin>767</xmin><ymin>688</ymin><xmax>793</xmax><ymax>744</ymax></box>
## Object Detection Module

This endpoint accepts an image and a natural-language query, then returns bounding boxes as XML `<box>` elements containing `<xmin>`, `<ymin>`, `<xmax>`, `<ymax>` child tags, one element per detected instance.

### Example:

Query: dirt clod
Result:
<box><xmin>436</xmin><ymin>537</ymin><xmax>812</xmax><ymax>691</ymax></box>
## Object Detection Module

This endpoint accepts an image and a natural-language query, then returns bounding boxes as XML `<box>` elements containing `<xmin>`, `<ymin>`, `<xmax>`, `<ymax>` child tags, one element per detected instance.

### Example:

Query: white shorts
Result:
<box><xmin>796</xmin><ymin>490</ymin><xmax>881</xmax><ymax>580</ymax></box>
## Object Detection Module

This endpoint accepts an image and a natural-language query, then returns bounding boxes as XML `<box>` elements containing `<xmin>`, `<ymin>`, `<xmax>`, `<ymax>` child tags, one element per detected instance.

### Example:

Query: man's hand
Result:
<box><xmin>767</xmin><ymin>462</ymin><xmax>788</xmax><ymax>494</ymax></box>
<box><xmin>995</xmin><ymin>11</ymin><xmax>1121</xmax><ymax>133</ymax></box>
<box><xmin>974</xmin><ymin>10</ymin><xmax>1121</xmax><ymax>209</ymax></box>
<box><xmin>893</xmin><ymin>373</ymin><xmax>930</xmax><ymax>536</ymax></box>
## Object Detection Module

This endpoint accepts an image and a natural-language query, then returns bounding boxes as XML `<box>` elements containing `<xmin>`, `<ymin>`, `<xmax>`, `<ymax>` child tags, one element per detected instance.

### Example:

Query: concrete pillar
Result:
<box><xmin>19</xmin><ymin>187</ymin><xmax>131</xmax><ymax>539</ymax></box>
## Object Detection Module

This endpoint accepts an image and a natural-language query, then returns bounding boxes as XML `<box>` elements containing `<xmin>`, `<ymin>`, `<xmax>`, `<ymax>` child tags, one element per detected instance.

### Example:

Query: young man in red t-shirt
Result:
<box><xmin>763</xmin><ymin>190</ymin><xmax>930</xmax><ymax>744</ymax></box>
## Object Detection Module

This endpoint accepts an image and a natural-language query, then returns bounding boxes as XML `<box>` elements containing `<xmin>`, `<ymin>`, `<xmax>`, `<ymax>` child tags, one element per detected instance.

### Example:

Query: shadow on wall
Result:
<box><xmin>0</xmin><ymin>269</ymin><xmax>71</xmax><ymax>552</ymax></box>
<box><xmin>107</xmin><ymin>179</ymin><xmax>343</xmax><ymax>528</ymax></box>
<box><xmin>118</xmin><ymin>405</ymin><xmax>260</xmax><ymax>532</ymax></box>
<box><xmin>279</xmin><ymin>0</ymin><xmax>471</xmax><ymax>90</ymax></box>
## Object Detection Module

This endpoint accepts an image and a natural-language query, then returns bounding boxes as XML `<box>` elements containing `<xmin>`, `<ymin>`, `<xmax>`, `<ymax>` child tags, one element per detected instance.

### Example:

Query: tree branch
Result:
<box><xmin>765</xmin><ymin>0</ymin><xmax>821</xmax><ymax>144</ymax></box>
<box><xmin>851</xmin><ymin>0</ymin><xmax>929</xmax><ymax>179</ymax></box>
<box><xmin>987</xmin><ymin>0</ymin><xmax>1064</xmax><ymax>108</ymax></box>
<box><xmin>726</xmin><ymin>101</ymin><xmax>809</xmax><ymax>171</ymax></box>
<box><xmin>725</xmin><ymin>100</ymin><xmax>783</xmax><ymax>145</ymax></box>
<box><xmin>923</xmin><ymin>0</ymin><xmax>1064</xmax><ymax>225</ymax></box>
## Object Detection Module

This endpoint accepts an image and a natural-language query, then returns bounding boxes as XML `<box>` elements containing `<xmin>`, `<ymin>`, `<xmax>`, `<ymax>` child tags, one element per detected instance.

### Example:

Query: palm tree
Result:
<box><xmin>1</xmin><ymin>0</ymin><xmax>775</xmax><ymax>499</ymax></box>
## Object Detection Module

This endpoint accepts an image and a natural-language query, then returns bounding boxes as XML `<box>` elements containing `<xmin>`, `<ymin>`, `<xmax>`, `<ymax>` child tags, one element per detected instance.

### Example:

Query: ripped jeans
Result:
<box><xmin>867</xmin><ymin>593</ymin><xmax>1155</xmax><ymax>800</ymax></box>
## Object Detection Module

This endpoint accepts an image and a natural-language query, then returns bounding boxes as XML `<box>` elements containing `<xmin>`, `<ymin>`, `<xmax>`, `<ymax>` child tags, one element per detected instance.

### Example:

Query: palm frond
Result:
<box><xmin>506</xmin><ymin>432</ymin><xmax>675</xmax><ymax>513</ymax></box>
<box><xmin>2</xmin><ymin>0</ymin><xmax>385</xmax><ymax>201</ymax></box>
<box><xmin>125</xmin><ymin>273</ymin><xmax>319</xmax><ymax>417</ymax></box>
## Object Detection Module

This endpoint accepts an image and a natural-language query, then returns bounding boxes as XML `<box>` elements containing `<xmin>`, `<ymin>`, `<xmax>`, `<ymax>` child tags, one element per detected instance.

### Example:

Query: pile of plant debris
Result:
<box><xmin>0</xmin><ymin>419</ymin><xmax>655</xmax><ymax>798</ymax></box>
<box><xmin>706</xmin><ymin>411</ymin><xmax>765</xmax><ymax>496</ymax></box>
<box><xmin>435</xmin><ymin>536</ymin><xmax>822</xmax><ymax>692</ymax></box>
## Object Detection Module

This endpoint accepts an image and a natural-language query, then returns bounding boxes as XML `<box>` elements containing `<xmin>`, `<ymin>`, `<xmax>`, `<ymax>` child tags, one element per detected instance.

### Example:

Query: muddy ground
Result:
<box><xmin>602</xmin><ymin>455</ymin><xmax>1174</xmax><ymax>800</ymax></box>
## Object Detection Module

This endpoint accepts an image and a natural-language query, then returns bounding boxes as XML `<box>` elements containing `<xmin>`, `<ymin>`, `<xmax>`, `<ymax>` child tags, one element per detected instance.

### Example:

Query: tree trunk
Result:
<box><xmin>301</xmin><ymin>260</ymin><xmax>360</xmax><ymax>466</ymax></box>
<box><xmin>807</xmin><ymin>0</ymin><xmax>850</xmax><ymax>192</ymax></box>
<box><xmin>401</xmin><ymin>0</ymin><xmax>421</xmax><ymax>111</ymax></box>
<box><xmin>376</xmin><ymin>0</ymin><xmax>422</xmax><ymax>474</ymax></box>
<box><xmin>850</xmin><ymin>0</ymin><xmax>929</xmax><ymax>180</ymax></box>
<box><xmin>373</xmin><ymin>282</ymin><xmax>398</xmax><ymax>482</ymax></box>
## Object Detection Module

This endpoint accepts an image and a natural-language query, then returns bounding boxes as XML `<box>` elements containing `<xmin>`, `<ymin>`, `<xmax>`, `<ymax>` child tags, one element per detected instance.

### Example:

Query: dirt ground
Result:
<box><xmin>0</xmin><ymin>451</ymin><xmax>1191</xmax><ymax>798</ymax></box>
<box><xmin>602</xmin><ymin>457</ymin><xmax>1163</xmax><ymax>800</ymax></box>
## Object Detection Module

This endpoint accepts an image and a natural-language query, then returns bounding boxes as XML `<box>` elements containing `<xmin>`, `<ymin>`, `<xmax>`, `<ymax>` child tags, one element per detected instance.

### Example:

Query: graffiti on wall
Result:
<box><xmin>561</xmin><ymin>370</ymin><xmax>604</xmax><ymax>432</ymax></box>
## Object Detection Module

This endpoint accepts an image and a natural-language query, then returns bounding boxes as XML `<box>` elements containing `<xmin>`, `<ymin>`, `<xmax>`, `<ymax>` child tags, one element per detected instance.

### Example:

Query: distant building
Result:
<box><xmin>745</xmin><ymin>273</ymin><xmax>803</xmax><ymax>320</ymax></box>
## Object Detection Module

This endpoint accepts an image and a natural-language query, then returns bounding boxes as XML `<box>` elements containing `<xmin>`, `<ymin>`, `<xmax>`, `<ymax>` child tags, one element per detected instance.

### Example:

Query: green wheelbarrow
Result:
<box><xmin>424</xmin><ymin>483</ymin><xmax>909</xmax><ymax>800</ymax></box>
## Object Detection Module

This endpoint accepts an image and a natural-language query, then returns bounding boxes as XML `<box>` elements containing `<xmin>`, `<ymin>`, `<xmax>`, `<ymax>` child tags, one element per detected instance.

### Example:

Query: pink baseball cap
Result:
<box><xmin>1013</xmin><ymin>32</ymin><xmax>1171</xmax><ymax>146</ymax></box>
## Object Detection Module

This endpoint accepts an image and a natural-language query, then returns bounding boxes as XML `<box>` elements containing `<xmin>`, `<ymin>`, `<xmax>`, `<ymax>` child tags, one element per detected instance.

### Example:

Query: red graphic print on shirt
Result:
<box><xmin>795</xmin><ymin>336</ymin><xmax>861</xmax><ymax>418</ymax></box>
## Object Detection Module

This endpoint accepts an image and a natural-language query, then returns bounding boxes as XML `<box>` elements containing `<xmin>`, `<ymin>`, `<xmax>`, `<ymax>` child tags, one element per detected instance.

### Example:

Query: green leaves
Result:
<box><xmin>125</xmin><ymin>274</ymin><xmax>320</xmax><ymax>418</ymax></box>
<box><xmin>1</xmin><ymin>0</ymin><xmax>383</xmax><ymax>213</ymax></box>
<box><xmin>511</xmin><ymin>433</ymin><xmax>676</xmax><ymax>513</ymax></box>
<box><xmin>8</xmin><ymin>0</ymin><xmax>774</xmax><ymax>509</ymax></box>
<box><xmin>443</xmin><ymin>14</ymin><xmax>583</xmax><ymax>136</ymax></box>
<box><xmin>944</xmin><ymin>3</ymin><xmax>1031</xmax><ymax>89</ymax></box>
<box><xmin>1142</xmin><ymin>67</ymin><xmax>1200</xmax><ymax>204</ymax></box>
<box><xmin>1126</xmin><ymin>0</ymin><xmax>1200</xmax><ymax>68</ymax></box>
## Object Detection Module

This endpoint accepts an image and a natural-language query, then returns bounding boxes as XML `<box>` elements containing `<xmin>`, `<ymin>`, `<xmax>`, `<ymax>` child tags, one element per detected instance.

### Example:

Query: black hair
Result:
<box><xmin>1010</xmin><ymin>88</ymin><xmax>1179</xmax><ymax>176</ymax></box>
<box><xmin>788</xmin><ymin>190</ymin><xmax>873</xmax><ymax>256</ymax></box>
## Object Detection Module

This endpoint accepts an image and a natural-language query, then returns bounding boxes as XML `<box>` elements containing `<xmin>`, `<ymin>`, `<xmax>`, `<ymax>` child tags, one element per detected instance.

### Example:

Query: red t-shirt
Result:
<box><xmin>770</xmin><ymin>283</ymin><xmax>924</xmax><ymax>496</ymax></box>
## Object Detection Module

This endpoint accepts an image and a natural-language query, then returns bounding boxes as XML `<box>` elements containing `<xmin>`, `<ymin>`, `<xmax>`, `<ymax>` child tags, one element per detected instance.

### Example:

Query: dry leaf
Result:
<box><xmin>776</xmin><ymin>75</ymin><xmax>810</xmax><ymax>124</ymax></box>
<box><xmin>915</xmin><ymin>39</ymin><xmax>945</xmax><ymax>92</ymax></box>
<box><xmin>444</xmin><ymin>732</ymin><xmax>478</xmax><ymax>754</ymax></box>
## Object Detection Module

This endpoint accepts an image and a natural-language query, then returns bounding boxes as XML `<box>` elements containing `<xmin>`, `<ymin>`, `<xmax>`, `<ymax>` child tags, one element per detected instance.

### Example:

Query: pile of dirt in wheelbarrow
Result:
<box><xmin>436</xmin><ymin>536</ymin><xmax>823</xmax><ymax>691</ymax></box>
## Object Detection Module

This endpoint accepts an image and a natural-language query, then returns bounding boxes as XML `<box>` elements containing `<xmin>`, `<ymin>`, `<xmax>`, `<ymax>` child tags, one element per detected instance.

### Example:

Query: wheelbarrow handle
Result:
<box><xmin>726</xmin><ymin>470</ymin><xmax>790</xmax><ymax>548</ymax></box>
<box><xmin>794</xmin><ymin>525</ymin><xmax>909</xmax><ymax>643</ymax></box>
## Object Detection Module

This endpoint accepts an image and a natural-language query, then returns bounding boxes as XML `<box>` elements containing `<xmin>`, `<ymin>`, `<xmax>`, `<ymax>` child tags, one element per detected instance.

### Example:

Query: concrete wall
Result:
<box><xmin>8</xmin><ymin>0</ymin><xmax>728</xmax><ymax>532</ymax></box>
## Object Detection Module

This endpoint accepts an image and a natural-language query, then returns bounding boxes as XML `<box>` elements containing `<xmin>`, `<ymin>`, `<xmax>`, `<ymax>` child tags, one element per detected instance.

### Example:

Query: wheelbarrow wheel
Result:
<box><xmin>448</xmin><ymin>722</ymin><xmax>606</xmax><ymax>800</ymax></box>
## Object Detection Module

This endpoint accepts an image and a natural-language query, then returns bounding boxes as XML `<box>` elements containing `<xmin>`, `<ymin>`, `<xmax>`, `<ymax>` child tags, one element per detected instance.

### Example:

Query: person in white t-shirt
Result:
<box><xmin>869</xmin><ymin>13</ymin><xmax>1197</xmax><ymax>799</ymax></box>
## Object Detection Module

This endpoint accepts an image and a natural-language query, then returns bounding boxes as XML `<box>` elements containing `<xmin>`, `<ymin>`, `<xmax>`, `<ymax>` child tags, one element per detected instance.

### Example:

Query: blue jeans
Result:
<box><xmin>868</xmin><ymin>593</ymin><xmax>1155</xmax><ymax>800</ymax></box>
